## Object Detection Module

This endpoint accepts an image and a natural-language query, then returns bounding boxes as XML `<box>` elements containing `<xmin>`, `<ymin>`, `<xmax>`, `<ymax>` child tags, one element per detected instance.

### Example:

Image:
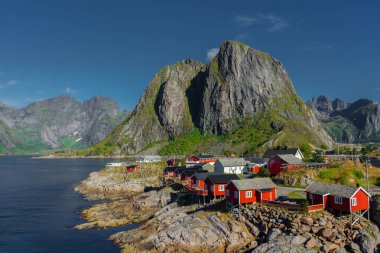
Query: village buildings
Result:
<box><xmin>263</xmin><ymin>147</ymin><xmax>304</xmax><ymax>160</ymax></box>
<box><xmin>268</xmin><ymin>154</ymin><xmax>304</xmax><ymax>175</ymax></box>
<box><xmin>226</xmin><ymin>178</ymin><xmax>277</xmax><ymax>205</ymax></box>
<box><xmin>305</xmin><ymin>181</ymin><xmax>371</xmax><ymax>213</ymax></box>
<box><xmin>186</xmin><ymin>154</ymin><xmax>216</xmax><ymax>167</ymax></box>
<box><xmin>214</xmin><ymin>158</ymin><xmax>250</xmax><ymax>174</ymax></box>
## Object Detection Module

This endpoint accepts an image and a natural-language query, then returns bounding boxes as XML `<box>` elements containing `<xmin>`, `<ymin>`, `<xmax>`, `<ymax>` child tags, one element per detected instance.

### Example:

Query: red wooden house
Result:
<box><xmin>226</xmin><ymin>178</ymin><xmax>277</xmax><ymax>205</ymax></box>
<box><xmin>166</xmin><ymin>159</ymin><xmax>177</xmax><ymax>166</ymax></box>
<box><xmin>126</xmin><ymin>165</ymin><xmax>141</xmax><ymax>173</ymax></box>
<box><xmin>204</xmin><ymin>174</ymin><xmax>239</xmax><ymax>197</ymax></box>
<box><xmin>249</xmin><ymin>164</ymin><xmax>260</xmax><ymax>174</ymax></box>
<box><xmin>186</xmin><ymin>154</ymin><xmax>216</xmax><ymax>167</ymax></box>
<box><xmin>268</xmin><ymin>154</ymin><xmax>303</xmax><ymax>175</ymax></box>
<box><xmin>174</xmin><ymin>167</ymin><xmax>203</xmax><ymax>179</ymax></box>
<box><xmin>181</xmin><ymin>170</ymin><xmax>207</xmax><ymax>187</ymax></box>
<box><xmin>190</xmin><ymin>172</ymin><xmax>220</xmax><ymax>191</ymax></box>
<box><xmin>305</xmin><ymin>182</ymin><xmax>371</xmax><ymax>213</ymax></box>
<box><xmin>163</xmin><ymin>166</ymin><xmax>185</xmax><ymax>178</ymax></box>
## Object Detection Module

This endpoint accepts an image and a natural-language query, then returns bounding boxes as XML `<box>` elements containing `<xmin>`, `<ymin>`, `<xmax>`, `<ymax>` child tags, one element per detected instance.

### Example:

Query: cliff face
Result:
<box><xmin>90</xmin><ymin>41</ymin><xmax>333</xmax><ymax>155</ymax></box>
<box><xmin>308</xmin><ymin>96</ymin><xmax>380</xmax><ymax>143</ymax></box>
<box><xmin>116</xmin><ymin>60</ymin><xmax>205</xmax><ymax>153</ymax></box>
<box><xmin>0</xmin><ymin>96</ymin><xmax>128</xmax><ymax>153</ymax></box>
<box><xmin>200</xmin><ymin>41</ymin><xmax>295</xmax><ymax>134</ymax></box>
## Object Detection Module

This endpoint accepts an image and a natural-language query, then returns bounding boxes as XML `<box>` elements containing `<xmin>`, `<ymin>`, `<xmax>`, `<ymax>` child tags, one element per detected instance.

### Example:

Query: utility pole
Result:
<box><xmin>366</xmin><ymin>157</ymin><xmax>370</xmax><ymax>220</ymax></box>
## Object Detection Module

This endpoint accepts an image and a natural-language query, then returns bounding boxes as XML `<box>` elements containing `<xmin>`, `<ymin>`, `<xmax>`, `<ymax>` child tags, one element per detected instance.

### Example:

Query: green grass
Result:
<box><xmin>288</xmin><ymin>191</ymin><xmax>306</xmax><ymax>200</ymax></box>
<box><xmin>158</xmin><ymin>129</ymin><xmax>217</xmax><ymax>156</ymax></box>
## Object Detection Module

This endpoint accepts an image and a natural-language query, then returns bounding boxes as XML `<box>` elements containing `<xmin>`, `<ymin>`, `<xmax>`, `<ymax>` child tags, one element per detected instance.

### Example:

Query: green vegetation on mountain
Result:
<box><xmin>0</xmin><ymin>96</ymin><xmax>129</xmax><ymax>154</ymax></box>
<box><xmin>64</xmin><ymin>41</ymin><xmax>333</xmax><ymax>157</ymax></box>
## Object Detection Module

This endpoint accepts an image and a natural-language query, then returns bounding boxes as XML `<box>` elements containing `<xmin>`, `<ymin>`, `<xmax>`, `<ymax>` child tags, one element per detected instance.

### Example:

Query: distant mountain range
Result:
<box><xmin>0</xmin><ymin>96</ymin><xmax>129</xmax><ymax>154</ymax></box>
<box><xmin>76</xmin><ymin>41</ymin><xmax>333</xmax><ymax>157</ymax></box>
<box><xmin>307</xmin><ymin>96</ymin><xmax>380</xmax><ymax>143</ymax></box>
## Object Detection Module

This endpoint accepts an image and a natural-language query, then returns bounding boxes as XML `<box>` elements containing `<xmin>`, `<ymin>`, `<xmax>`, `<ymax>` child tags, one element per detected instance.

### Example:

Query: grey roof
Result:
<box><xmin>216</xmin><ymin>157</ymin><xmax>249</xmax><ymax>167</ymax></box>
<box><xmin>263</xmin><ymin>148</ymin><xmax>301</xmax><ymax>158</ymax></box>
<box><xmin>190</xmin><ymin>163</ymin><xmax>215</xmax><ymax>169</ymax></box>
<box><xmin>247</xmin><ymin>157</ymin><xmax>269</xmax><ymax>164</ymax></box>
<box><xmin>230</xmin><ymin>178</ymin><xmax>277</xmax><ymax>190</ymax></box>
<box><xmin>194</xmin><ymin>154</ymin><xmax>215</xmax><ymax>159</ymax></box>
<box><xmin>182</xmin><ymin>170</ymin><xmax>207</xmax><ymax>177</ymax></box>
<box><xmin>192</xmin><ymin>172</ymin><xmax>224</xmax><ymax>180</ymax></box>
<box><xmin>276</xmin><ymin>154</ymin><xmax>303</xmax><ymax>165</ymax></box>
<box><xmin>305</xmin><ymin>181</ymin><xmax>370</xmax><ymax>198</ymax></box>
<box><xmin>207</xmin><ymin>174</ymin><xmax>239</xmax><ymax>184</ymax></box>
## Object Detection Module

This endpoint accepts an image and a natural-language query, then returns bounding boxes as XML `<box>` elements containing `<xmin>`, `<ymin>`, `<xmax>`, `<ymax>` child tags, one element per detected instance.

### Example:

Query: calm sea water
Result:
<box><xmin>0</xmin><ymin>156</ymin><xmax>137</xmax><ymax>253</ymax></box>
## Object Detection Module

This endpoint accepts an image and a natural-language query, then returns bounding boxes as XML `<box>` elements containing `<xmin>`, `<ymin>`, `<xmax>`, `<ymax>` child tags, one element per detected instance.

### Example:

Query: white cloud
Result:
<box><xmin>0</xmin><ymin>79</ymin><xmax>18</xmax><ymax>89</ymax></box>
<box><xmin>206</xmin><ymin>48</ymin><xmax>219</xmax><ymax>61</ymax></box>
<box><xmin>63</xmin><ymin>87</ymin><xmax>78</xmax><ymax>94</ymax></box>
<box><xmin>259</xmin><ymin>14</ymin><xmax>289</xmax><ymax>32</ymax></box>
<box><xmin>235</xmin><ymin>15</ymin><xmax>258</xmax><ymax>26</ymax></box>
<box><xmin>234</xmin><ymin>14</ymin><xmax>289</xmax><ymax>32</ymax></box>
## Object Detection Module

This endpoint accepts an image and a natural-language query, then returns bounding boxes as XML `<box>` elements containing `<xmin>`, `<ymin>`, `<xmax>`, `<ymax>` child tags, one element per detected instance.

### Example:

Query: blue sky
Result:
<box><xmin>0</xmin><ymin>0</ymin><xmax>379</xmax><ymax>109</ymax></box>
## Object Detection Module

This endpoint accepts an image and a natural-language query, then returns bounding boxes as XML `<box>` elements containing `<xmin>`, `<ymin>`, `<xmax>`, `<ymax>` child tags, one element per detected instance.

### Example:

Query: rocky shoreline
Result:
<box><xmin>75</xmin><ymin>168</ymin><xmax>380</xmax><ymax>253</ymax></box>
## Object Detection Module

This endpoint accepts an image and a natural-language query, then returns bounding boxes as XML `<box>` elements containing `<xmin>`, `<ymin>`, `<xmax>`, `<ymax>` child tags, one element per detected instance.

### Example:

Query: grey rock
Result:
<box><xmin>0</xmin><ymin>96</ymin><xmax>128</xmax><ymax>152</ymax></box>
<box><xmin>267</xmin><ymin>228</ymin><xmax>282</xmax><ymax>241</ymax></box>
<box><xmin>252</xmin><ymin>235</ymin><xmax>316</xmax><ymax>253</ymax></box>
<box><xmin>94</xmin><ymin>41</ymin><xmax>333</xmax><ymax>155</ymax></box>
<box><xmin>355</xmin><ymin>231</ymin><xmax>377</xmax><ymax>253</ymax></box>
<box><xmin>308</xmin><ymin>96</ymin><xmax>380</xmax><ymax>143</ymax></box>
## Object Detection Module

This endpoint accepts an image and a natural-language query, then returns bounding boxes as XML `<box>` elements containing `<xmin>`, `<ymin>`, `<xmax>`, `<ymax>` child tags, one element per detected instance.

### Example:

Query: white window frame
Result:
<box><xmin>226</xmin><ymin>189</ymin><xmax>230</xmax><ymax>197</ymax></box>
<box><xmin>234</xmin><ymin>191</ymin><xmax>238</xmax><ymax>199</ymax></box>
<box><xmin>218</xmin><ymin>185</ymin><xmax>224</xmax><ymax>191</ymax></box>
<box><xmin>334</xmin><ymin>196</ymin><xmax>343</xmax><ymax>205</ymax></box>
<box><xmin>245</xmin><ymin>191</ymin><xmax>252</xmax><ymax>198</ymax></box>
<box><xmin>352</xmin><ymin>198</ymin><xmax>357</xmax><ymax>206</ymax></box>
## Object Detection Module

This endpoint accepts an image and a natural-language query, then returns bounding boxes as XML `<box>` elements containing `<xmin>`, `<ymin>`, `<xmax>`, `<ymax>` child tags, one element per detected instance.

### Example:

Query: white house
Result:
<box><xmin>263</xmin><ymin>147</ymin><xmax>304</xmax><ymax>160</ymax></box>
<box><xmin>214</xmin><ymin>158</ymin><xmax>251</xmax><ymax>174</ymax></box>
<box><xmin>136</xmin><ymin>155</ymin><xmax>162</xmax><ymax>163</ymax></box>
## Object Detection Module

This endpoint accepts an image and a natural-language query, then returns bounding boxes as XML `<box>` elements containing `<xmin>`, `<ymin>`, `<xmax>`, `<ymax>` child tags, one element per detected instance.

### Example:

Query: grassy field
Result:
<box><xmin>275</xmin><ymin>160</ymin><xmax>380</xmax><ymax>187</ymax></box>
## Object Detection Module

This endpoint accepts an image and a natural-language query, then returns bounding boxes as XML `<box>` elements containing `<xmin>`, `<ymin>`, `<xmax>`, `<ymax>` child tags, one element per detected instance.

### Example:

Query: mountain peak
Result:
<box><xmin>86</xmin><ymin>42</ymin><xmax>332</xmax><ymax>156</ymax></box>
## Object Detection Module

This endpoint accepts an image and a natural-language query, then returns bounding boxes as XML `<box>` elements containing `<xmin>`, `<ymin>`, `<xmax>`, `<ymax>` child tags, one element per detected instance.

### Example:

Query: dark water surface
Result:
<box><xmin>0</xmin><ymin>156</ymin><xmax>136</xmax><ymax>253</ymax></box>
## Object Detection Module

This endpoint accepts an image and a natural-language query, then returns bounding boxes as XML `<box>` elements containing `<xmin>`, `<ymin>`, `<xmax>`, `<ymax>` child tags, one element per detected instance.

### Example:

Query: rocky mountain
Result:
<box><xmin>84</xmin><ymin>41</ymin><xmax>333</xmax><ymax>156</ymax></box>
<box><xmin>0</xmin><ymin>96</ymin><xmax>129</xmax><ymax>153</ymax></box>
<box><xmin>308</xmin><ymin>96</ymin><xmax>380</xmax><ymax>143</ymax></box>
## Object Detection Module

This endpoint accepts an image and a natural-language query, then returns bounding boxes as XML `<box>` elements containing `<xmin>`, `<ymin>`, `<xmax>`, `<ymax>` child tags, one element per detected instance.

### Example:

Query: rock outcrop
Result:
<box><xmin>90</xmin><ymin>41</ymin><xmax>333</xmax><ymax>155</ymax></box>
<box><xmin>0</xmin><ymin>96</ymin><xmax>128</xmax><ymax>153</ymax></box>
<box><xmin>308</xmin><ymin>96</ymin><xmax>380</xmax><ymax>143</ymax></box>
<box><xmin>110</xmin><ymin>203</ymin><xmax>253</xmax><ymax>253</ymax></box>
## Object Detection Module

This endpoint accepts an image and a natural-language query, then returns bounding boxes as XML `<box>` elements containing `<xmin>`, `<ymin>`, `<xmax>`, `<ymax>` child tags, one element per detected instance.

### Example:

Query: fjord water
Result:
<box><xmin>0</xmin><ymin>156</ymin><xmax>135</xmax><ymax>253</ymax></box>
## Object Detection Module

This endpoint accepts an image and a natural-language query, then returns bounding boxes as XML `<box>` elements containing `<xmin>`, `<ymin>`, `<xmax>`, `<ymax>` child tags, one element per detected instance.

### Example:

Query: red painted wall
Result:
<box><xmin>205</xmin><ymin>178</ymin><xmax>226</xmax><ymax>196</ymax></box>
<box><xmin>226</xmin><ymin>183</ymin><xmax>276</xmax><ymax>204</ymax></box>
<box><xmin>268</xmin><ymin>158</ymin><xmax>283</xmax><ymax>175</ymax></box>
<box><xmin>252</xmin><ymin>165</ymin><xmax>260</xmax><ymax>174</ymax></box>
<box><xmin>326</xmin><ymin>195</ymin><xmax>350</xmax><ymax>212</ymax></box>
<box><xmin>351</xmin><ymin>189</ymin><xmax>369</xmax><ymax>212</ymax></box>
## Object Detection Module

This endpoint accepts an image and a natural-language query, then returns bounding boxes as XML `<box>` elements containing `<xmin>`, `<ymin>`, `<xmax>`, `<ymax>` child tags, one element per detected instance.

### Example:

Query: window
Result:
<box><xmin>334</xmin><ymin>196</ymin><xmax>343</xmax><ymax>205</ymax></box>
<box><xmin>226</xmin><ymin>189</ymin><xmax>230</xmax><ymax>197</ymax></box>
<box><xmin>218</xmin><ymin>185</ymin><xmax>224</xmax><ymax>191</ymax></box>
<box><xmin>245</xmin><ymin>191</ymin><xmax>252</xmax><ymax>198</ymax></box>
<box><xmin>352</xmin><ymin>198</ymin><xmax>357</xmax><ymax>206</ymax></box>
<box><xmin>234</xmin><ymin>191</ymin><xmax>238</xmax><ymax>199</ymax></box>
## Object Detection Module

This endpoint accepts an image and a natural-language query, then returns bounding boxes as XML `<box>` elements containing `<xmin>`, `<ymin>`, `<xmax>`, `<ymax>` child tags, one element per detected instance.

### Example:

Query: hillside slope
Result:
<box><xmin>308</xmin><ymin>96</ymin><xmax>380</xmax><ymax>143</ymax></box>
<box><xmin>0</xmin><ymin>96</ymin><xmax>128</xmax><ymax>154</ymax></box>
<box><xmin>81</xmin><ymin>41</ymin><xmax>333</xmax><ymax>156</ymax></box>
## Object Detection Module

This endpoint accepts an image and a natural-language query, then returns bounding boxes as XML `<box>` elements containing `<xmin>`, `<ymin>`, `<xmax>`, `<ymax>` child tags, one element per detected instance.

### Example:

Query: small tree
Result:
<box><xmin>300</xmin><ymin>143</ymin><xmax>313</xmax><ymax>161</ymax></box>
